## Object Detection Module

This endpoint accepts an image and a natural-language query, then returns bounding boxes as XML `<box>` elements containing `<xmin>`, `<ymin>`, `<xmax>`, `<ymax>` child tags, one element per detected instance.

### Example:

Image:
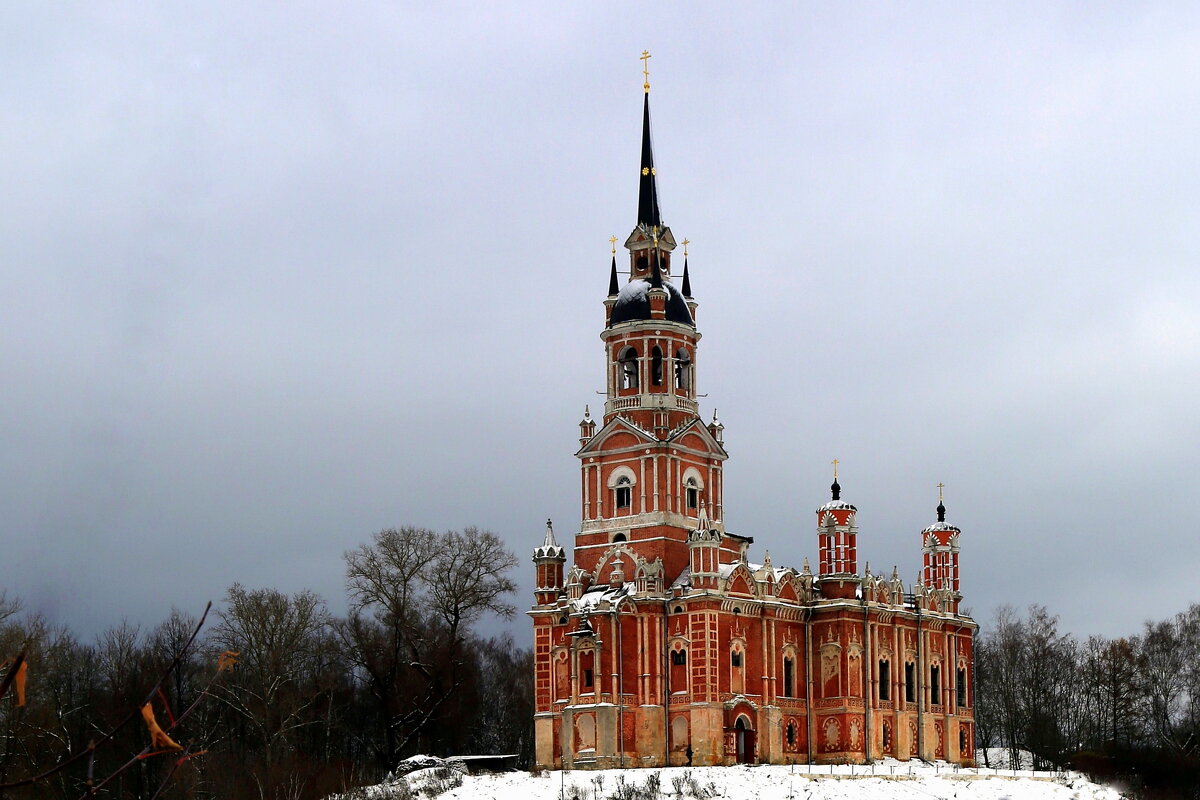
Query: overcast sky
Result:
<box><xmin>3</xmin><ymin>3</ymin><xmax>1199</xmax><ymax>645</ymax></box>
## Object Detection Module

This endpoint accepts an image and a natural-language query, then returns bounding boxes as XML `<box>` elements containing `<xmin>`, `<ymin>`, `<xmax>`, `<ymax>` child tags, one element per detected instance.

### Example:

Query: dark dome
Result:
<box><xmin>609</xmin><ymin>279</ymin><xmax>693</xmax><ymax>327</ymax></box>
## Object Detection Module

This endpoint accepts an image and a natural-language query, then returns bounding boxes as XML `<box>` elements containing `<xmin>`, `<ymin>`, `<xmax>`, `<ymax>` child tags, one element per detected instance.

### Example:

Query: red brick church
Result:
<box><xmin>529</xmin><ymin>67</ymin><xmax>977</xmax><ymax>769</ymax></box>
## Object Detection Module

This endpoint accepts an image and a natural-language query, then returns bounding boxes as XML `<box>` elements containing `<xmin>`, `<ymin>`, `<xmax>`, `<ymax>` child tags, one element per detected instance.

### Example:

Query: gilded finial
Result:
<box><xmin>682</xmin><ymin>238</ymin><xmax>690</xmax><ymax>258</ymax></box>
<box><xmin>640</xmin><ymin>50</ymin><xmax>651</xmax><ymax>93</ymax></box>
<box><xmin>937</xmin><ymin>482</ymin><xmax>945</xmax><ymax>503</ymax></box>
<box><xmin>609</xmin><ymin>234</ymin><xmax>618</xmax><ymax>255</ymax></box>
<box><xmin>652</xmin><ymin>225</ymin><xmax>659</xmax><ymax>247</ymax></box>
<box><xmin>832</xmin><ymin>458</ymin><xmax>840</xmax><ymax>481</ymax></box>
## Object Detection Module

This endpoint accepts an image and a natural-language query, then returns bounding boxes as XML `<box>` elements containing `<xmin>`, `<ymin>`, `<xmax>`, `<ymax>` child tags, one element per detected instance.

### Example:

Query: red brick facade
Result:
<box><xmin>529</xmin><ymin>84</ymin><xmax>976</xmax><ymax>769</ymax></box>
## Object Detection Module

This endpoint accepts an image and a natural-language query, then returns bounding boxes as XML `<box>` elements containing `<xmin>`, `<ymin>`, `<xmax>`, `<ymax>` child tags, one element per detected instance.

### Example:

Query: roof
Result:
<box><xmin>609</xmin><ymin>278</ymin><xmax>694</xmax><ymax>327</ymax></box>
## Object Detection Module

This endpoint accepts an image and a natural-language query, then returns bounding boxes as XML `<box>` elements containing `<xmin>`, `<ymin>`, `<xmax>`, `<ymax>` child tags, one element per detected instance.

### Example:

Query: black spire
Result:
<box><xmin>637</xmin><ymin>93</ymin><xmax>662</xmax><ymax>228</ymax></box>
<box><xmin>608</xmin><ymin>254</ymin><xmax>619</xmax><ymax>296</ymax></box>
<box><xmin>937</xmin><ymin>500</ymin><xmax>946</xmax><ymax>523</ymax></box>
<box><xmin>831</xmin><ymin>478</ymin><xmax>841</xmax><ymax>501</ymax></box>
<box><xmin>681</xmin><ymin>257</ymin><xmax>692</xmax><ymax>298</ymax></box>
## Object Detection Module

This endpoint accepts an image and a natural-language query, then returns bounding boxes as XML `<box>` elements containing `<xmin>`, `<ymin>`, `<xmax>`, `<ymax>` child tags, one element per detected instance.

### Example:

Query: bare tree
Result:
<box><xmin>210</xmin><ymin>583</ymin><xmax>333</xmax><ymax>770</ymax></box>
<box><xmin>343</xmin><ymin>526</ymin><xmax>518</xmax><ymax>766</ymax></box>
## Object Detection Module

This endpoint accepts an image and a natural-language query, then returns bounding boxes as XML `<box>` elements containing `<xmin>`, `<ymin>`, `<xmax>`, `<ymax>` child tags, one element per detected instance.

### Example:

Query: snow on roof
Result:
<box><xmin>570</xmin><ymin>584</ymin><xmax>630</xmax><ymax>611</ymax></box>
<box><xmin>816</xmin><ymin>500</ymin><xmax>857</xmax><ymax>512</ymax></box>
<box><xmin>616</xmin><ymin>278</ymin><xmax>651</xmax><ymax>302</ymax></box>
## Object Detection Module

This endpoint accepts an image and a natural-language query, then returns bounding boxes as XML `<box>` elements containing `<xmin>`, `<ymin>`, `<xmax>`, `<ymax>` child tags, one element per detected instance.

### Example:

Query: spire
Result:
<box><xmin>830</xmin><ymin>458</ymin><xmax>841</xmax><ymax>501</ymax></box>
<box><xmin>534</xmin><ymin>518</ymin><xmax>565</xmax><ymax>561</ymax></box>
<box><xmin>638</xmin><ymin>91</ymin><xmax>662</xmax><ymax>228</ymax></box>
<box><xmin>608</xmin><ymin>254</ymin><xmax>619</xmax><ymax>296</ymax></box>
<box><xmin>937</xmin><ymin>482</ymin><xmax>946</xmax><ymax>522</ymax></box>
<box><xmin>681</xmin><ymin>257</ymin><xmax>692</xmax><ymax>298</ymax></box>
<box><xmin>650</xmin><ymin>228</ymin><xmax>664</xmax><ymax>288</ymax></box>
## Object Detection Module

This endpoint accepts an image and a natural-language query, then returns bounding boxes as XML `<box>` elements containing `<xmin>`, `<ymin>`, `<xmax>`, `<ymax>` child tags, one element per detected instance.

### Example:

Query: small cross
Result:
<box><xmin>609</xmin><ymin>235</ymin><xmax>618</xmax><ymax>255</ymax></box>
<box><xmin>937</xmin><ymin>482</ymin><xmax>945</xmax><ymax>503</ymax></box>
<box><xmin>832</xmin><ymin>458</ymin><xmax>839</xmax><ymax>480</ymax></box>
<box><xmin>641</xmin><ymin>50</ymin><xmax>651</xmax><ymax>93</ymax></box>
<box><xmin>682</xmin><ymin>238</ymin><xmax>690</xmax><ymax>258</ymax></box>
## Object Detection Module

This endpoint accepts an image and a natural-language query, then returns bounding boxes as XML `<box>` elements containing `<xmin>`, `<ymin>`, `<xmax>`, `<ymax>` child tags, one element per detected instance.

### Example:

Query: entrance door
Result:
<box><xmin>735</xmin><ymin>717</ymin><xmax>754</xmax><ymax>764</ymax></box>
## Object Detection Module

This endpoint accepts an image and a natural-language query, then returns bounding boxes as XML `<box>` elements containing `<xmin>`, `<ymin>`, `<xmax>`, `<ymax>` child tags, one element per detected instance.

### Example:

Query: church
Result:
<box><xmin>529</xmin><ymin>63</ymin><xmax>977</xmax><ymax>769</ymax></box>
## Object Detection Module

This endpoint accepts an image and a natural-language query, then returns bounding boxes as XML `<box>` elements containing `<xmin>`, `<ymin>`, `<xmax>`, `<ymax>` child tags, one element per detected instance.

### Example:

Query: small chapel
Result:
<box><xmin>529</xmin><ymin>60</ymin><xmax>977</xmax><ymax>769</ymax></box>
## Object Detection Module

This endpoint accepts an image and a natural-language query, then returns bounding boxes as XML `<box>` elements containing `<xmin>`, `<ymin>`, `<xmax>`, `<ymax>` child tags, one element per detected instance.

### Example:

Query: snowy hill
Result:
<box><xmin>346</xmin><ymin>758</ymin><xmax>1123</xmax><ymax>800</ymax></box>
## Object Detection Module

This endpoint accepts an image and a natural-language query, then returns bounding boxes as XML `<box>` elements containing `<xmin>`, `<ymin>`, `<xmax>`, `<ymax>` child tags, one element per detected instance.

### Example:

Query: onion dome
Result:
<box><xmin>609</xmin><ymin>278</ymin><xmax>693</xmax><ymax>326</ymax></box>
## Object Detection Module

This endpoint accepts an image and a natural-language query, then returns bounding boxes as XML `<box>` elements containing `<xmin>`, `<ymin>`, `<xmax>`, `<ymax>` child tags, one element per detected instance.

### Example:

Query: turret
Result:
<box><xmin>579</xmin><ymin>405</ymin><xmax>596</xmax><ymax>446</ymax></box>
<box><xmin>533</xmin><ymin>518</ymin><xmax>566</xmax><ymax>605</ymax></box>
<box><xmin>816</xmin><ymin>461</ymin><xmax>859</xmax><ymax>600</ymax></box>
<box><xmin>922</xmin><ymin>484</ymin><xmax>962</xmax><ymax>610</ymax></box>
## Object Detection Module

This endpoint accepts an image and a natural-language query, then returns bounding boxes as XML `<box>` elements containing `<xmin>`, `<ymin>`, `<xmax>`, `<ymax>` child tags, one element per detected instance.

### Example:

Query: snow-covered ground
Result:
<box><xmin>346</xmin><ymin>757</ymin><xmax>1123</xmax><ymax>800</ymax></box>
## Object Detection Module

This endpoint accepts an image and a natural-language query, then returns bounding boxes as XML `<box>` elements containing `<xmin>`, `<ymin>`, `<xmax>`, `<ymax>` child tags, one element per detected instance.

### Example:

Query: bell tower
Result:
<box><xmin>573</xmin><ymin>60</ymin><xmax>729</xmax><ymax>581</ymax></box>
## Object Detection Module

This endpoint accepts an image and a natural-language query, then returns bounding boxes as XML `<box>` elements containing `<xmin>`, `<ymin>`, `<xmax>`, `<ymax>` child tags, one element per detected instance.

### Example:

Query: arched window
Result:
<box><xmin>651</xmin><ymin>346</ymin><xmax>664</xmax><ymax>386</ymax></box>
<box><xmin>674</xmin><ymin>348</ymin><xmax>692</xmax><ymax>390</ymax></box>
<box><xmin>612</xmin><ymin>532</ymin><xmax>627</xmax><ymax>543</ymax></box>
<box><xmin>670</xmin><ymin>645</ymin><xmax>688</xmax><ymax>693</ymax></box>
<box><xmin>615</xmin><ymin>477</ymin><xmax>632</xmax><ymax>510</ymax></box>
<box><xmin>685</xmin><ymin>476</ymin><xmax>699</xmax><ymax>510</ymax></box>
<box><xmin>783</xmin><ymin>655</ymin><xmax>795</xmax><ymax>697</ymax></box>
<box><xmin>618</xmin><ymin>346</ymin><xmax>639</xmax><ymax>389</ymax></box>
<box><xmin>608</xmin><ymin>467</ymin><xmax>637</xmax><ymax>515</ymax></box>
<box><xmin>785</xmin><ymin>720</ymin><xmax>797</xmax><ymax>748</ymax></box>
<box><xmin>730</xmin><ymin>643</ymin><xmax>745</xmax><ymax>694</ymax></box>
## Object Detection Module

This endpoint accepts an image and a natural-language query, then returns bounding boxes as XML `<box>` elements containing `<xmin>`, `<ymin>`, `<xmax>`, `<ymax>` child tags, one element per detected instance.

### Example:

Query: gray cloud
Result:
<box><xmin>2</xmin><ymin>3</ymin><xmax>1198</xmax><ymax>641</ymax></box>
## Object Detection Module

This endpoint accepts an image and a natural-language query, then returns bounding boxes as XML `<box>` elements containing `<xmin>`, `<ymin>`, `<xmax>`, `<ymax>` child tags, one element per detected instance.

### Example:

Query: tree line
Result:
<box><xmin>0</xmin><ymin>526</ymin><xmax>532</xmax><ymax>800</ymax></box>
<box><xmin>975</xmin><ymin>603</ymin><xmax>1200</xmax><ymax>797</ymax></box>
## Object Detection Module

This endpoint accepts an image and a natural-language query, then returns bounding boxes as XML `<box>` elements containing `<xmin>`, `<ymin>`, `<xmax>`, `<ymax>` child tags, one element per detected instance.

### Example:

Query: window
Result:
<box><xmin>783</xmin><ymin>657</ymin><xmax>795</xmax><ymax>697</ymax></box>
<box><xmin>615</xmin><ymin>477</ymin><xmax>632</xmax><ymax>510</ymax></box>
<box><xmin>618</xmin><ymin>346</ymin><xmax>639</xmax><ymax>389</ymax></box>
<box><xmin>879</xmin><ymin>660</ymin><xmax>890</xmax><ymax>701</ymax></box>
<box><xmin>651</xmin><ymin>346</ymin><xmax>664</xmax><ymax>385</ymax></box>
<box><xmin>583</xmin><ymin>669</ymin><xmax>594</xmax><ymax>689</ymax></box>
<box><xmin>957</xmin><ymin>667</ymin><xmax>967</xmax><ymax>707</ymax></box>
<box><xmin>685</xmin><ymin>477</ymin><xmax>699</xmax><ymax>510</ymax></box>
<box><xmin>675</xmin><ymin>348</ymin><xmax>692</xmax><ymax>390</ymax></box>
<box><xmin>905</xmin><ymin>662</ymin><xmax>915</xmax><ymax>703</ymax></box>
<box><xmin>671</xmin><ymin>650</ymin><xmax>687</xmax><ymax>666</ymax></box>
<box><xmin>930</xmin><ymin>664</ymin><xmax>941</xmax><ymax>704</ymax></box>
<box><xmin>612</xmin><ymin>532</ymin><xmax>627</xmax><ymax>543</ymax></box>
<box><xmin>785</xmin><ymin>721</ymin><xmax>796</xmax><ymax>748</ymax></box>
<box><xmin>731</xmin><ymin>651</ymin><xmax>742</xmax><ymax>667</ymax></box>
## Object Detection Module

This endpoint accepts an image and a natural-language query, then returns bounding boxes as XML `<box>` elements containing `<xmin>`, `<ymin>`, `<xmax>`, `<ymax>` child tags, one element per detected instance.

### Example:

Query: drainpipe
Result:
<box><xmin>804</xmin><ymin>607</ymin><xmax>813</xmax><ymax>764</ymax></box>
<box><xmin>863</xmin><ymin>594</ymin><xmax>871</xmax><ymax>763</ymax></box>
<box><xmin>664</xmin><ymin>598</ymin><xmax>671</xmax><ymax>767</ymax></box>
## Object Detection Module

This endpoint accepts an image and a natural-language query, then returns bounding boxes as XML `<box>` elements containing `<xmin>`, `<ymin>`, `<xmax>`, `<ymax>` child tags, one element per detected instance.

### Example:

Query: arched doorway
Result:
<box><xmin>734</xmin><ymin>716</ymin><xmax>755</xmax><ymax>764</ymax></box>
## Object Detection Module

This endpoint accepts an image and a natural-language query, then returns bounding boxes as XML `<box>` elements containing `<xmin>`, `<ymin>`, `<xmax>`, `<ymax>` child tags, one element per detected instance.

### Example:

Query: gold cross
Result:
<box><xmin>682</xmin><ymin>238</ymin><xmax>690</xmax><ymax>257</ymax></box>
<box><xmin>937</xmin><ymin>482</ymin><xmax>945</xmax><ymax>503</ymax></box>
<box><xmin>832</xmin><ymin>458</ymin><xmax>839</xmax><ymax>480</ymax></box>
<box><xmin>609</xmin><ymin>235</ymin><xmax>618</xmax><ymax>255</ymax></box>
<box><xmin>641</xmin><ymin>50</ymin><xmax>651</xmax><ymax>93</ymax></box>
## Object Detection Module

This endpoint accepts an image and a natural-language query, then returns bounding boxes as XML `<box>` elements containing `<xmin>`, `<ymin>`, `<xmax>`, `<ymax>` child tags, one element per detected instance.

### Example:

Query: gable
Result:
<box><xmin>665</xmin><ymin>419</ymin><xmax>729</xmax><ymax>459</ymax></box>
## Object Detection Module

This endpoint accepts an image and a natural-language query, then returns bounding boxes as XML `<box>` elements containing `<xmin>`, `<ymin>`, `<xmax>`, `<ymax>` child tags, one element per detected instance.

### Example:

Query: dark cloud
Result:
<box><xmin>2</xmin><ymin>3</ymin><xmax>1198</xmax><ymax>642</ymax></box>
